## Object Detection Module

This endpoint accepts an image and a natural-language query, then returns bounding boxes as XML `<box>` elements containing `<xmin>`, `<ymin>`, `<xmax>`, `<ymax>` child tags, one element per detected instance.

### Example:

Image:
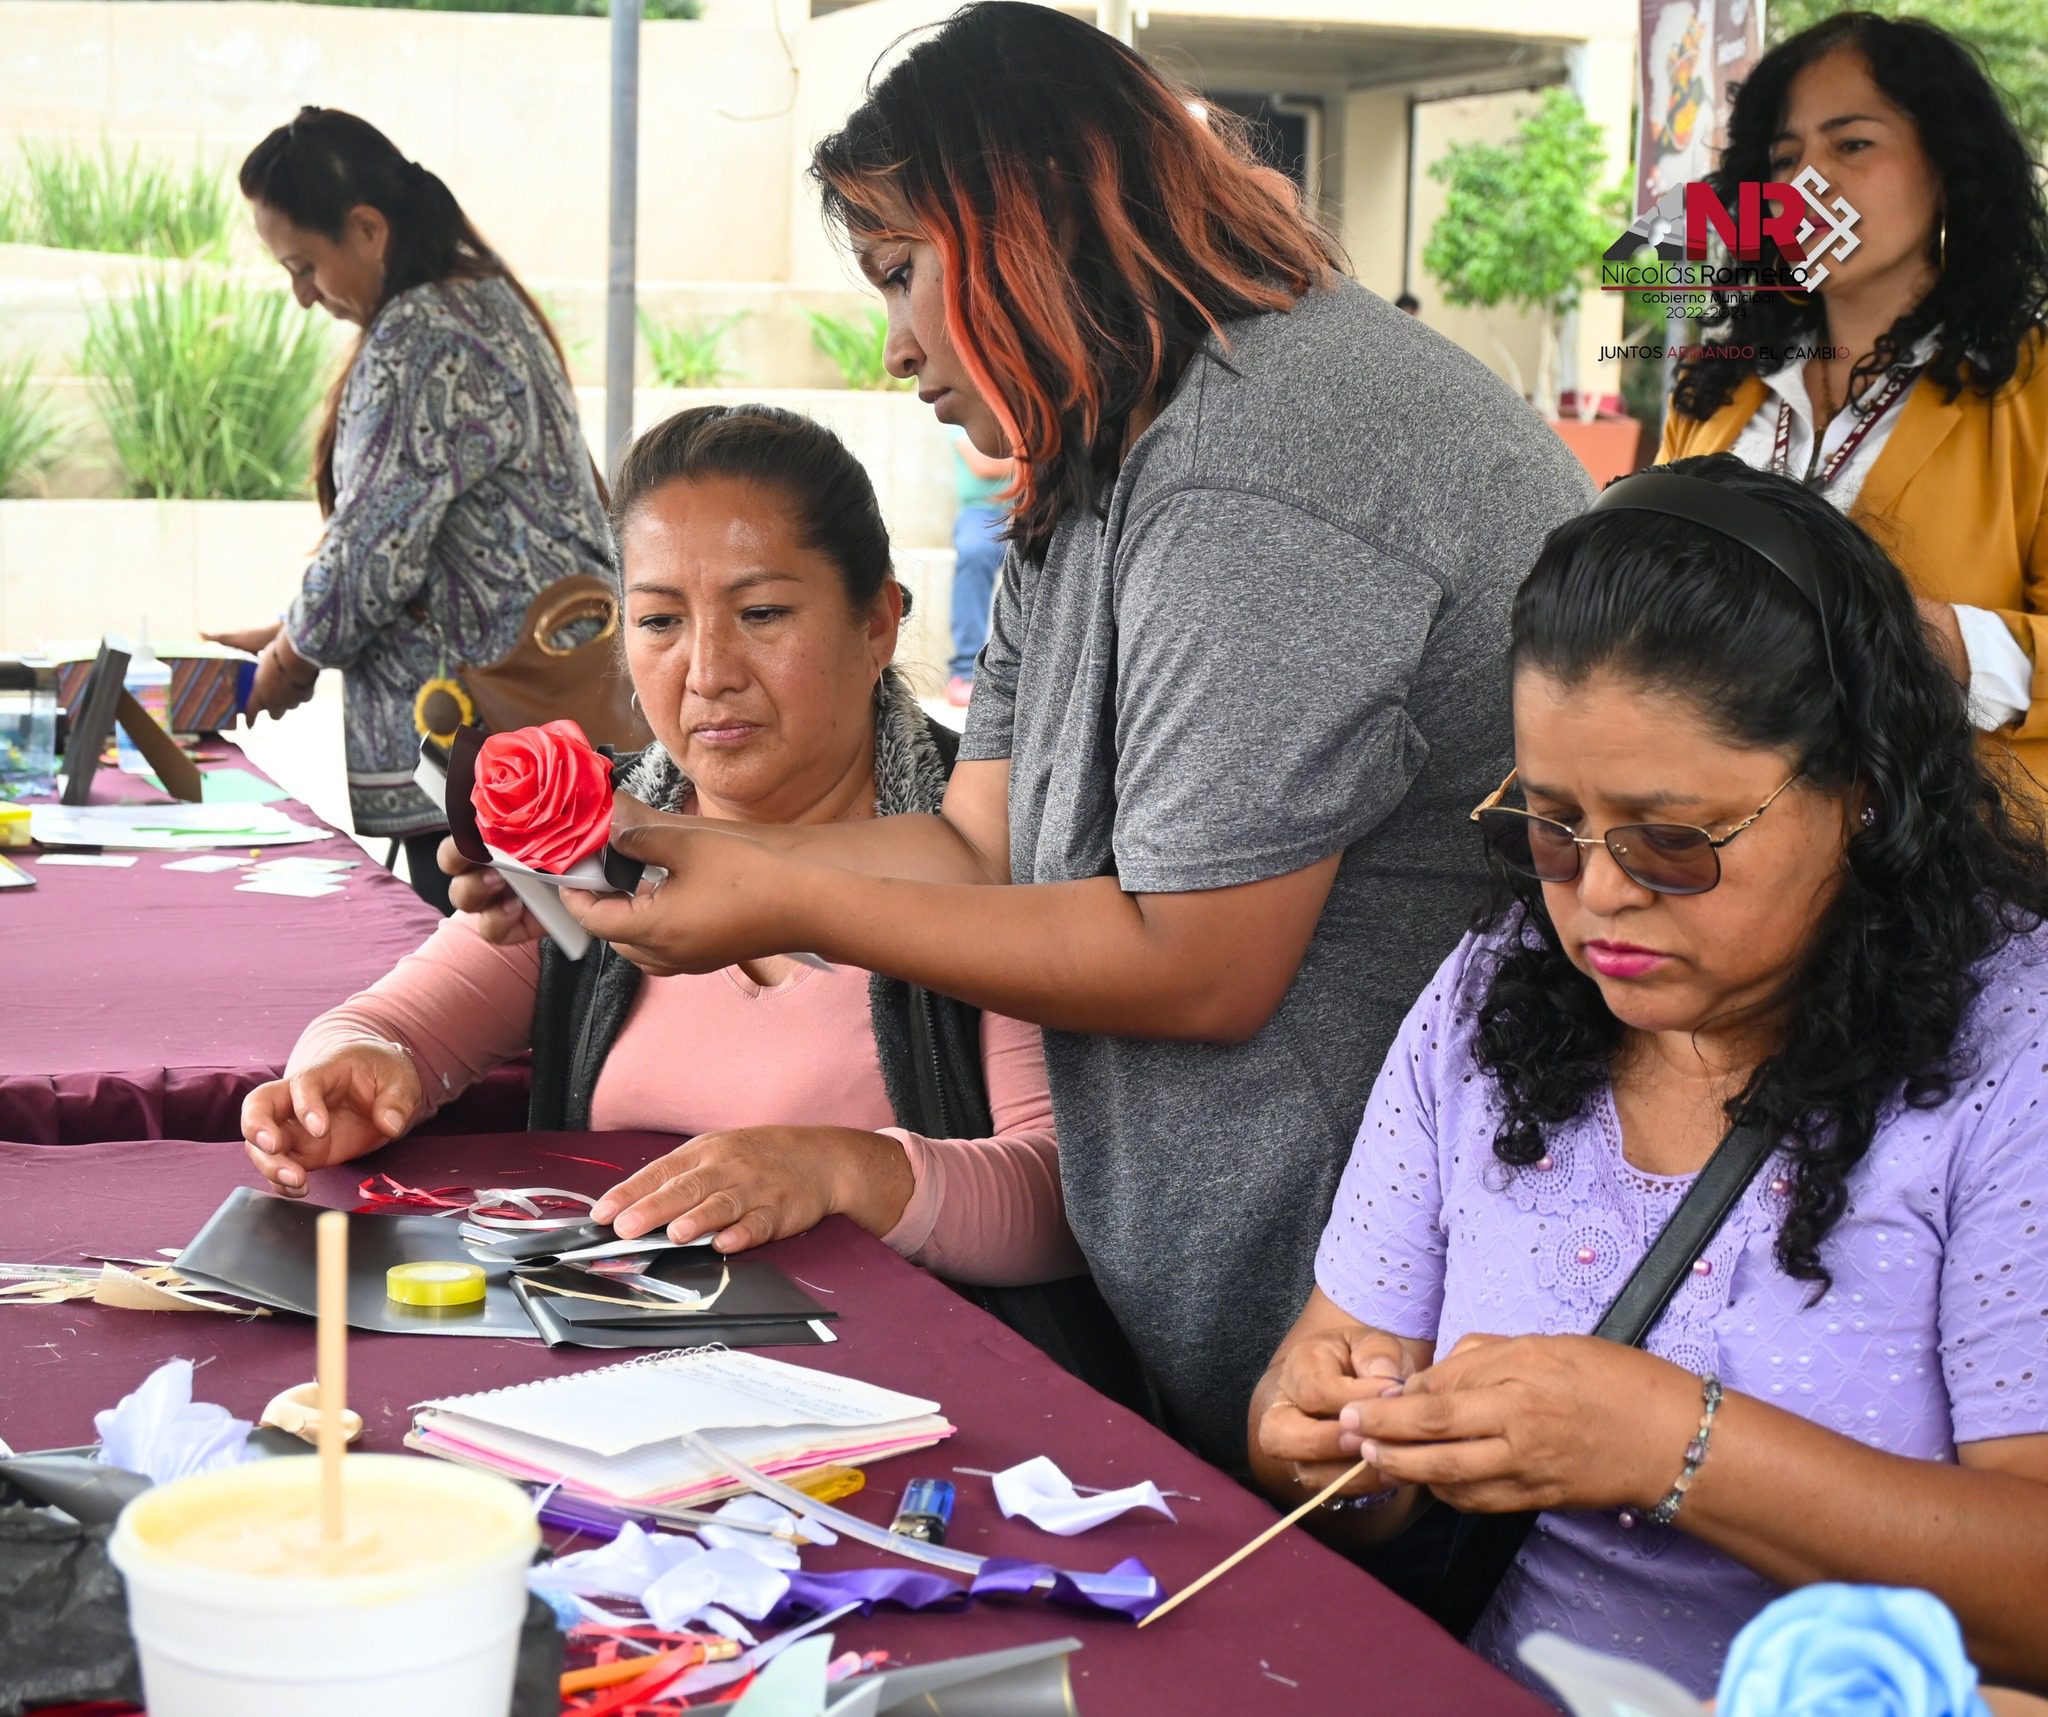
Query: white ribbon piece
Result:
<box><xmin>458</xmin><ymin>1186</ymin><xmax>597</xmax><ymax>1231</ymax></box>
<box><xmin>526</xmin><ymin>1519</ymin><xmax>700</xmax><ymax>1603</ymax></box>
<box><xmin>645</xmin><ymin>1546</ymin><xmax>790</xmax><ymax>1630</ymax></box>
<box><xmin>93</xmin><ymin>1358</ymin><xmax>258</xmax><ymax>1483</ymax></box>
<box><xmin>698</xmin><ymin>1494</ymin><xmax>835</xmax><ymax>1567</ymax></box>
<box><xmin>526</xmin><ymin>1517</ymin><xmax>796</xmax><ymax>1637</ymax></box>
<box><xmin>990</xmin><ymin>1455</ymin><xmax>1176</xmax><ymax>1536</ymax></box>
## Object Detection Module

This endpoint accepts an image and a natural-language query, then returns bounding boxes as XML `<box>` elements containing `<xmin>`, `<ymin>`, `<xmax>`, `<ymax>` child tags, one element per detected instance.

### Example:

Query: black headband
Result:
<box><xmin>1587</xmin><ymin>470</ymin><xmax>1840</xmax><ymax>688</ymax></box>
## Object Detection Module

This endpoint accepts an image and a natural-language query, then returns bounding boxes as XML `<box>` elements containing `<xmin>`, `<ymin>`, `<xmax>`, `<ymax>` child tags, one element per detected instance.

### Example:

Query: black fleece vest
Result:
<box><xmin>524</xmin><ymin>692</ymin><xmax>988</xmax><ymax>1139</ymax></box>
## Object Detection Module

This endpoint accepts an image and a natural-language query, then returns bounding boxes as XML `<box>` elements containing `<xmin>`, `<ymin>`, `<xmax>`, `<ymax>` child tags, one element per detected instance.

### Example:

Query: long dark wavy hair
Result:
<box><xmin>240</xmin><ymin>107</ymin><xmax>573</xmax><ymax>516</ymax></box>
<box><xmin>810</xmin><ymin>1</ymin><xmax>1341</xmax><ymax>561</ymax></box>
<box><xmin>1476</xmin><ymin>454</ymin><xmax>2048</xmax><ymax>1288</ymax></box>
<box><xmin>1670</xmin><ymin>12</ymin><xmax>2048</xmax><ymax>422</ymax></box>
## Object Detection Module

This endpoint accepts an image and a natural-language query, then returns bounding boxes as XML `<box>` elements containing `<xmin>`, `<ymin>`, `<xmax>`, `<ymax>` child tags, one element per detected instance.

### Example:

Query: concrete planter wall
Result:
<box><xmin>0</xmin><ymin>246</ymin><xmax>889</xmax><ymax>395</ymax></box>
<box><xmin>0</xmin><ymin>497</ymin><xmax>958</xmax><ymax>688</ymax></box>
<box><xmin>0</xmin><ymin>497</ymin><xmax>319</xmax><ymax>648</ymax></box>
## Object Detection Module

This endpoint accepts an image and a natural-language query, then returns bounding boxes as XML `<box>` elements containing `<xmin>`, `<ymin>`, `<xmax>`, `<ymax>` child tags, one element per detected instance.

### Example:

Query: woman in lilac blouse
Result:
<box><xmin>1251</xmin><ymin>453</ymin><xmax>2048</xmax><ymax>1696</ymax></box>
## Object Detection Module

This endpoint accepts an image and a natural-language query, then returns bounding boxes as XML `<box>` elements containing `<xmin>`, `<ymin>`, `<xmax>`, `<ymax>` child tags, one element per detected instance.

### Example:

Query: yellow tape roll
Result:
<box><xmin>385</xmin><ymin>1261</ymin><xmax>487</xmax><ymax>1306</ymax></box>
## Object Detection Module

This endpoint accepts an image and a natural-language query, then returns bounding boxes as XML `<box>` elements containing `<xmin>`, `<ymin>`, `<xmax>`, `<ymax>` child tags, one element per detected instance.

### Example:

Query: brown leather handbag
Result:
<box><xmin>413</xmin><ymin>575</ymin><xmax>652</xmax><ymax>752</ymax></box>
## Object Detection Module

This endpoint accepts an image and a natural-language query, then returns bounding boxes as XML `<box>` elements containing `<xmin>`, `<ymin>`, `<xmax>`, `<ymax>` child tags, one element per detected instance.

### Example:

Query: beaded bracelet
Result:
<box><xmin>1619</xmin><ymin>1374</ymin><xmax>1723</xmax><ymax>1531</ymax></box>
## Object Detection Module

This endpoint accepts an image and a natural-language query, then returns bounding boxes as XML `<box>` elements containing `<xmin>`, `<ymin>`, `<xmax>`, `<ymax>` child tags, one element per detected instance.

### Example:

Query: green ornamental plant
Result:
<box><xmin>1422</xmin><ymin>89</ymin><xmax>1619</xmax><ymax>417</ymax></box>
<box><xmin>0</xmin><ymin>364</ymin><xmax>63</xmax><ymax>498</ymax></box>
<box><xmin>639</xmin><ymin>308</ymin><xmax>748</xmax><ymax>388</ymax></box>
<box><xmin>85</xmin><ymin>273</ymin><xmax>332</xmax><ymax>501</ymax></box>
<box><xmin>804</xmin><ymin>308</ymin><xmax>909</xmax><ymax>392</ymax></box>
<box><xmin>13</xmin><ymin>141</ymin><xmax>233</xmax><ymax>260</ymax></box>
<box><xmin>533</xmin><ymin>289</ymin><xmax>592</xmax><ymax>370</ymax></box>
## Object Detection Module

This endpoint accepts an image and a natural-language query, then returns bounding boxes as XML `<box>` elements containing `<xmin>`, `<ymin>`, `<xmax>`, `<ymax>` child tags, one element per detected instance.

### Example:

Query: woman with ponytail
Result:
<box><xmin>476</xmin><ymin>2</ymin><xmax>1594</xmax><ymax>1468</ymax></box>
<box><xmin>212</xmin><ymin>107</ymin><xmax>610</xmax><ymax>910</ymax></box>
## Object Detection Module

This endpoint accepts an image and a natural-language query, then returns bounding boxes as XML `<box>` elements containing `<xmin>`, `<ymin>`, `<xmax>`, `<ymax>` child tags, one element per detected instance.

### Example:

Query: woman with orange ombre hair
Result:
<box><xmin>512</xmin><ymin>1</ymin><xmax>1594</xmax><ymax>1471</ymax></box>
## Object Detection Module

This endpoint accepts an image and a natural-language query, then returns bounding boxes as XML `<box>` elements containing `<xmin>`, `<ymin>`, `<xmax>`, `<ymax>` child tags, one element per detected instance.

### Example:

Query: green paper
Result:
<box><xmin>144</xmin><ymin>766</ymin><xmax>290</xmax><ymax>806</ymax></box>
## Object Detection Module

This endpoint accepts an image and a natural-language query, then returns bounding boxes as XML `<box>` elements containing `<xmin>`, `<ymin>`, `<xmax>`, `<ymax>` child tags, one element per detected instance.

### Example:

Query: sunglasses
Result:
<box><xmin>1469</xmin><ymin>768</ymin><xmax>1801</xmax><ymax>897</ymax></box>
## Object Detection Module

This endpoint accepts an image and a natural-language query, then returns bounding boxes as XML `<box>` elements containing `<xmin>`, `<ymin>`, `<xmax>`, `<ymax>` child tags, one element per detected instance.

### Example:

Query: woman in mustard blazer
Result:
<box><xmin>1657</xmin><ymin>14</ymin><xmax>2048</xmax><ymax>788</ymax></box>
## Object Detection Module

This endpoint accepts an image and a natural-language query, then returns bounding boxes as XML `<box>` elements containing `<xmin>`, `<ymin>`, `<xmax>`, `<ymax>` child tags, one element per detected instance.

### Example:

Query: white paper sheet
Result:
<box><xmin>34</xmin><ymin>853</ymin><xmax>138</xmax><ymax>867</ymax></box>
<box><xmin>162</xmin><ymin>855</ymin><xmax>251</xmax><ymax>873</ymax></box>
<box><xmin>30</xmin><ymin>803</ymin><xmax>329</xmax><ymax>850</ymax></box>
<box><xmin>234</xmin><ymin>874</ymin><xmax>346</xmax><ymax>898</ymax></box>
<box><xmin>247</xmin><ymin>856</ymin><xmax>359</xmax><ymax>874</ymax></box>
<box><xmin>989</xmin><ymin>1455</ymin><xmax>1175</xmax><ymax>1536</ymax></box>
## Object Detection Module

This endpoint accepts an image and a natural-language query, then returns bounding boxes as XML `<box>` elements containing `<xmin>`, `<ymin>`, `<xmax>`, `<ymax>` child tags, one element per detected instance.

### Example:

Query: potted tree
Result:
<box><xmin>1422</xmin><ymin>88</ymin><xmax>1641</xmax><ymax>484</ymax></box>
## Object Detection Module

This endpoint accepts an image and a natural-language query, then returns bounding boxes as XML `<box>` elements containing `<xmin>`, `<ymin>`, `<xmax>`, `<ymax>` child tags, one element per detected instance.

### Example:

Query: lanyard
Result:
<box><xmin>1770</xmin><ymin>364</ymin><xmax>1918</xmax><ymax>491</ymax></box>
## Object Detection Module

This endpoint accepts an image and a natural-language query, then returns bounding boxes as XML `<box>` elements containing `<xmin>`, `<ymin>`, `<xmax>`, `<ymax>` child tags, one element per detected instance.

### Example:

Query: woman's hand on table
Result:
<box><xmin>561</xmin><ymin>813</ymin><xmax>798</xmax><ymax>977</ymax></box>
<box><xmin>590</xmin><ymin>1125</ymin><xmax>915</xmax><ymax>1254</ymax></box>
<box><xmin>440</xmin><ymin>838</ymin><xmax>543</xmax><ymax>945</ymax></box>
<box><xmin>1341</xmin><ymin>1332</ymin><xmax>1700</xmax><ymax>1515</ymax></box>
<box><xmin>1255</xmin><ymin>1321</ymin><xmax>1422</xmax><ymax>1500</ymax></box>
<box><xmin>240</xmin><ymin>1041</ymin><xmax>423</xmax><ymax>1196</ymax></box>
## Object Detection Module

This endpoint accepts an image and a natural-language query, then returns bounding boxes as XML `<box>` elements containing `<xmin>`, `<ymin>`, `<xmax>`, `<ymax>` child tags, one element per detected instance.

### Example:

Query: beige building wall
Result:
<box><xmin>1337</xmin><ymin>88</ymin><xmax>1407</xmax><ymax>297</ymax></box>
<box><xmin>1567</xmin><ymin>28</ymin><xmax>1633</xmax><ymax>410</ymax></box>
<box><xmin>2</xmin><ymin>0</ymin><xmax>1638</xmax><ymax>405</ymax></box>
<box><xmin>783</xmin><ymin>0</ymin><xmax>958</xmax><ymax>294</ymax></box>
<box><xmin>1405</xmin><ymin>89</ymin><xmax>1547</xmax><ymax>401</ymax></box>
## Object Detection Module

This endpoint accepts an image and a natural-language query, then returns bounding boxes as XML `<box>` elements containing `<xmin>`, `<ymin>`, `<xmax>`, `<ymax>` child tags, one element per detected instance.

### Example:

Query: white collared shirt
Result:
<box><xmin>1727</xmin><ymin>333</ymin><xmax>2029</xmax><ymax>731</ymax></box>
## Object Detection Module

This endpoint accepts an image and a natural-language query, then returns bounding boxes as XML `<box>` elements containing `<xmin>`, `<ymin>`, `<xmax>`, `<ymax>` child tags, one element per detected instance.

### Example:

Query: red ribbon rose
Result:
<box><xmin>469</xmin><ymin>719</ymin><xmax>614</xmax><ymax>873</ymax></box>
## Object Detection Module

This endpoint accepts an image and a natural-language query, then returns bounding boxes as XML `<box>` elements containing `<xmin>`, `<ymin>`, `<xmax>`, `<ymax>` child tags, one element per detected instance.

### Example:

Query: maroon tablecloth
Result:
<box><xmin>0</xmin><ymin>1132</ymin><xmax>1547</xmax><ymax>1716</ymax></box>
<box><xmin>0</xmin><ymin>744</ymin><xmax>530</xmax><ymax>1144</ymax></box>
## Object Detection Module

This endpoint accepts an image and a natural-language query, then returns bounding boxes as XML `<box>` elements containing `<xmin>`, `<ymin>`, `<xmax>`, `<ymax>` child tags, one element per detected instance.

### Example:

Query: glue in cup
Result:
<box><xmin>110</xmin><ymin>1453</ymin><xmax>537</xmax><ymax>1717</ymax></box>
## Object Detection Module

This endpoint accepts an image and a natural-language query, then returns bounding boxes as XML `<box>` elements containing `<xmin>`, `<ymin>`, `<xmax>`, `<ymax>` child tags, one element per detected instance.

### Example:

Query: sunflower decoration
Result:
<box><xmin>414</xmin><ymin>675</ymin><xmax>476</xmax><ymax>744</ymax></box>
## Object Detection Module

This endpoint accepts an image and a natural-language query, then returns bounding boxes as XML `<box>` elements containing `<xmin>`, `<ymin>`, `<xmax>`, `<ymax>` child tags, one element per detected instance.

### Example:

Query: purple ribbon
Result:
<box><xmin>773</xmin><ymin>1557</ymin><xmax>1159</xmax><ymax>1625</ymax></box>
<box><xmin>976</xmin><ymin>1557</ymin><xmax>1159</xmax><ymax>1619</ymax></box>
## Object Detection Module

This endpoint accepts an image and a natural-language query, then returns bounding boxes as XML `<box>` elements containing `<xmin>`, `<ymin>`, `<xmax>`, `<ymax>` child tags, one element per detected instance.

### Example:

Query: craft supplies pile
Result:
<box><xmin>12</xmin><ymin>15</ymin><xmax>2048</xmax><ymax>1696</ymax></box>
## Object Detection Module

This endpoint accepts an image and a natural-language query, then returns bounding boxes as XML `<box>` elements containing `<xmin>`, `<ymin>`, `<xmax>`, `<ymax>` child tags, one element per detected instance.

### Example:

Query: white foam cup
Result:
<box><xmin>109</xmin><ymin>1453</ymin><xmax>539</xmax><ymax>1717</ymax></box>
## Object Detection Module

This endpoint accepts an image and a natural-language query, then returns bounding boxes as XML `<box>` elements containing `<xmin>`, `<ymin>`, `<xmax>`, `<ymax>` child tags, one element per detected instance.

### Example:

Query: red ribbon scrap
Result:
<box><xmin>352</xmin><ymin>1174</ymin><xmax>591</xmax><ymax>1223</ymax></box>
<box><xmin>561</xmin><ymin>1622</ymin><xmax>751</xmax><ymax>1715</ymax></box>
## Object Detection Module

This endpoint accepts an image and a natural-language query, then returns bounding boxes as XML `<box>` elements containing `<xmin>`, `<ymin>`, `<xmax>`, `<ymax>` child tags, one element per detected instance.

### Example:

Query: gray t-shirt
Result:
<box><xmin>960</xmin><ymin>277</ymin><xmax>1594</xmax><ymax>1467</ymax></box>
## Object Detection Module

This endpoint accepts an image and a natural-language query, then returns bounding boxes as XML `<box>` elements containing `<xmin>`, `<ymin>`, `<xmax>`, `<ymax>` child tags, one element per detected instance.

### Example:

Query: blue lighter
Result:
<box><xmin>889</xmin><ymin>1477</ymin><xmax>957</xmax><ymax>1545</ymax></box>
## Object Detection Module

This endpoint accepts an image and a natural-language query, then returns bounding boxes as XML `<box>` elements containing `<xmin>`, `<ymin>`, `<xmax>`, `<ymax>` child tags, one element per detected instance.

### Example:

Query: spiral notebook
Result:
<box><xmin>406</xmin><ymin>1348</ymin><xmax>953</xmax><ymax>1506</ymax></box>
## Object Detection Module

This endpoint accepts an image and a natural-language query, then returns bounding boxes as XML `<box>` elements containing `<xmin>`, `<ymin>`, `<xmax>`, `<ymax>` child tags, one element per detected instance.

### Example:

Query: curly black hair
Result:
<box><xmin>1670</xmin><ymin>12</ymin><xmax>2048</xmax><ymax>422</ymax></box>
<box><xmin>1474</xmin><ymin>454</ymin><xmax>2048</xmax><ymax>1290</ymax></box>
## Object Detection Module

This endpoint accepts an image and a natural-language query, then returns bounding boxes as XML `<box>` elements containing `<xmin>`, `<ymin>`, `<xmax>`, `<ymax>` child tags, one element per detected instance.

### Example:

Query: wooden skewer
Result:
<box><xmin>1136</xmin><ymin>1454</ymin><xmax>1377</xmax><ymax>1629</ymax></box>
<box><xmin>315</xmin><ymin>1210</ymin><xmax>349</xmax><ymax>1562</ymax></box>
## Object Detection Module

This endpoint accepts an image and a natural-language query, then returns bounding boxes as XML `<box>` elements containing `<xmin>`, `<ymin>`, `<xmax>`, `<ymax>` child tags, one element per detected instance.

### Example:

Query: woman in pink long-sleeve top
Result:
<box><xmin>240</xmin><ymin>406</ymin><xmax>1129</xmax><ymax>1387</ymax></box>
